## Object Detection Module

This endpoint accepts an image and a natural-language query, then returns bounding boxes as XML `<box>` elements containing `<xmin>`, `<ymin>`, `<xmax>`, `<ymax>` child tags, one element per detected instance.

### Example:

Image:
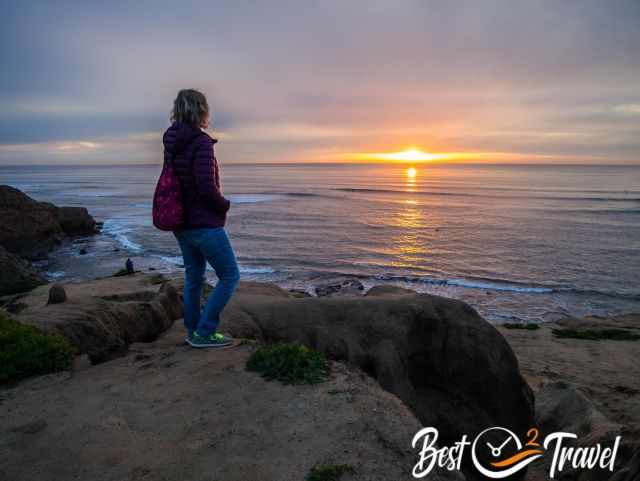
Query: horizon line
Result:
<box><xmin>0</xmin><ymin>161</ymin><xmax>639</xmax><ymax>168</ymax></box>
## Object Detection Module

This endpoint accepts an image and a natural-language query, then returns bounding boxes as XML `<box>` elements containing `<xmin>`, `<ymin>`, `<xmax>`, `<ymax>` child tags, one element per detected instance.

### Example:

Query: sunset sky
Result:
<box><xmin>1</xmin><ymin>1</ymin><xmax>639</xmax><ymax>165</ymax></box>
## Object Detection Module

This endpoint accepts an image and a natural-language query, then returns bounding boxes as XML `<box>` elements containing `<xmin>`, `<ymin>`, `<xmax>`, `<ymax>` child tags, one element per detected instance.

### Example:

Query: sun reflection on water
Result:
<box><xmin>406</xmin><ymin>167</ymin><xmax>417</xmax><ymax>192</ymax></box>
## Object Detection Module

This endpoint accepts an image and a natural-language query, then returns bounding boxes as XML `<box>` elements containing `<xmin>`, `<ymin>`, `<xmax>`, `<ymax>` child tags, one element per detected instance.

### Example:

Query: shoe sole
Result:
<box><xmin>186</xmin><ymin>338</ymin><xmax>234</xmax><ymax>349</ymax></box>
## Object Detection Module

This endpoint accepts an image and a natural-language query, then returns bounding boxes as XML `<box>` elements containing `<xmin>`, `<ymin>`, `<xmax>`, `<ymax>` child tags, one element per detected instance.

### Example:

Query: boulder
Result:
<box><xmin>0</xmin><ymin>245</ymin><xmax>47</xmax><ymax>296</ymax></box>
<box><xmin>289</xmin><ymin>288</ymin><xmax>312</xmax><ymax>298</ymax></box>
<box><xmin>0</xmin><ymin>186</ymin><xmax>65</xmax><ymax>258</ymax></box>
<box><xmin>234</xmin><ymin>280</ymin><xmax>292</xmax><ymax>298</ymax></box>
<box><xmin>0</xmin><ymin>185</ymin><xmax>99</xmax><ymax>260</ymax></box>
<box><xmin>536</xmin><ymin>381</ymin><xmax>621</xmax><ymax>442</ymax></box>
<box><xmin>365</xmin><ymin>285</ymin><xmax>417</xmax><ymax>297</ymax></box>
<box><xmin>611</xmin><ymin>446</ymin><xmax>640</xmax><ymax>481</ymax></box>
<box><xmin>221</xmin><ymin>289</ymin><xmax>534</xmax><ymax>479</ymax></box>
<box><xmin>9</xmin><ymin>274</ymin><xmax>182</xmax><ymax>364</ymax></box>
<box><xmin>315</xmin><ymin>278</ymin><xmax>365</xmax><ymax>297</ymax></box>
<box><xmin>0</xmin><ymin>321</ymin><xmax>463</xmax><ymax>481</ymax></box>
<box><xmin>57</xmin><ymin>206</ymin><xmax>99</xmax><ymax>236</ymax></box>
<box><xmin>47</xmin><ymin>284</ymin><xmax>67</xmax><ymax>304</ymax></box>
<box><xmin>535</xmin><ymin>381</ymin><xmax>638</xmax><ymax>481</ymax></box>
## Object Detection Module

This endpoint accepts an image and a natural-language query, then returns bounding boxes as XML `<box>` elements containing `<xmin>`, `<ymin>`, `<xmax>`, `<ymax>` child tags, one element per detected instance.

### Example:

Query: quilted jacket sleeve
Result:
<box><xmin>193</xmin><ymin>137</ymin><xmax>231</xmax><ymax>213</ymax></box>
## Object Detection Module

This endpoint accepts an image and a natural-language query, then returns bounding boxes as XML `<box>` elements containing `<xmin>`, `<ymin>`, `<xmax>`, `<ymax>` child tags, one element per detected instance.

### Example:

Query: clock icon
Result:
<box><xmin>471</xmin><ymin>427</ymin><xmax>544</xmax><ymax>479</ymax></box>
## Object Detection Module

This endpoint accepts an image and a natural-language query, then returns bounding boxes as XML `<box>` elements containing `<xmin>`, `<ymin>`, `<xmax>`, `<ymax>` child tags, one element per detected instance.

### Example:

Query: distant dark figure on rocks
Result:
<box><xmin>125</xmin><ymin>258</ymin><xmax>134</xmax><ymax>275</ymax></box>
<box><xmin>79</xmin><ymin>248</ymin><xmax>87</xmax><ymax>255</ymax></box>
<box><xmin>161</xmin><ymin>89</ymin><xmax>239</xmax><ymax>349</ymax></box>
<box><xmin>47</xmin><ymin>283</ymin><xmax>67</xmax><ymax>304</ymax></box>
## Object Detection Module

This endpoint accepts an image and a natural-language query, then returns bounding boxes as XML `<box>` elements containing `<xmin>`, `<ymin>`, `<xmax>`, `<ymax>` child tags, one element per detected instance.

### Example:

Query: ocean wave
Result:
<box><xmin>230</xmin><ymin>191</ymin><xmax>328</xmax><ymax>200</ymax></box>
<box><xmin>333</xmin><ymin>187</ymin><xmax>640</xmax><ymax>203</ymax></box>
<box><xmin>554</xmin><ymin>287</ymin><xmax>640</xmax><ymax>302</ymax></box>
<box><xmin>275</xmin><ymin>192</ymin><xmax>323</xmax><ymax>198</ymax></box>
<box><xmin>371</xmin><ymin>273</ymin><xmax>640</xmax><ymax>300</ymax></box>
<box><xmin>101</xmin><ymin>220</ymin><xmax>144</xmax><ymax>252</ymax></box>
<box><xmin>553</xmin><ymin>208</ymin><xmax>640</xmax><ymax>215</ymax></box>
<box><xmin>228</xmin><ymin>194</ymin><xmax>277</xmax><ymax>204</ymax></box>
<box><xmin>227</xmin><ymin>192</ymin><xmax>327</xmax><ymax>203</ymax></box>
<box><xmin>158</xmin><ymin>255</ymin><xmax>183</xmax><ymax>266</ymax></box>
<box><xmin>72</xmin><ymin>190</ymin><xmax>118</xmax><ymax>198</ymax></box>
<box><xmin>375</xmin><ymin>275</ymin><xmax>554</xmax><ymax>293</ymax></box>
<box><xmin>445</xmin><ymin>278</ymin><xmax>553</xmax><ymax>293</ymax></box>
<box><xmin>240</xmin><ymin>266</ymin><xmax>275</xmax><ymax>274</ymax></box>
<box><xmin>44</xmin><ymin>271</ymin><xmax>66</xmax><ymax>279</ymax></box>
<box><xmin>157</xmin><ymin>254</ymin><xmax>274</xmax><ymax>274</ymax></box>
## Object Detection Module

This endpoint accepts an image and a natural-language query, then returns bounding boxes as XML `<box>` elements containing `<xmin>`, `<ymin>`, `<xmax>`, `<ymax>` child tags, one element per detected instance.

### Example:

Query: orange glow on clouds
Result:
<box><xmin>336</xmin><ymin>148</ymin><xmax>562</xmax><ymax>164</ymax></box>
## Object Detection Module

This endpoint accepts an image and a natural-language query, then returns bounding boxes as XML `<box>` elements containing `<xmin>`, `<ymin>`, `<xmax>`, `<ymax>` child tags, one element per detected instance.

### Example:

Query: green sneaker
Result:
<box><xmin>187</xmin><ymin>331</ymin><xmax>233</xmax><ymax>348</ymax></box>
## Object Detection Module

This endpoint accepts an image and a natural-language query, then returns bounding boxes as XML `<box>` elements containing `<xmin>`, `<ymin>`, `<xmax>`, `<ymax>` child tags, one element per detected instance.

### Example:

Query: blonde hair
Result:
<box><xmin>170</xmin><ymin>89</ymin><xmax>209</xmax><ymax>127</ymax></box>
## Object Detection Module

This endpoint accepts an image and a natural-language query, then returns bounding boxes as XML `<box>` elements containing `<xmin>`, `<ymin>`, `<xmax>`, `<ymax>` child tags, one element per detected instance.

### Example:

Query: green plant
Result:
<box><xmin>552</xmin><ymin>328</ymin><xmax>640</xmax><ymax>341</ymax></box>
<box><xmin>246</xmin><ymin>342</ymin><xmax>329</xmax><ymax>385</ymax></box>
<box><xmin>306</xmin><ymin>463</ymin><xmax>355</xmax><ymax>481</ymax></box>
<box><xmin>503</xmin><ymin>323</ymin><xmax>540</xmax><ymax>330</ymax></box>
<box><xmin>0</xmin><ymin>311</ymin><xmax>76</xmax><ymax>385</ymax></box>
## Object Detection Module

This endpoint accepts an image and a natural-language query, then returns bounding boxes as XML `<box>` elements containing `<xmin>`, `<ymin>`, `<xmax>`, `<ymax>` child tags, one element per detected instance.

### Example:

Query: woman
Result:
<box><xmin>163</xmin><ymin>89</ymin><xmax>240</xmax><ymax>348</ymax></box>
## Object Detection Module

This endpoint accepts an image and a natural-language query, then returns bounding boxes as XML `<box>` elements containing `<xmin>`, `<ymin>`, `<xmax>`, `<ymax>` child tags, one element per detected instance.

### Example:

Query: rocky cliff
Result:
<box><xmin>0</xmin><ymin>185</ymin><xmax>99</xmax><ymax>295</ymax></box>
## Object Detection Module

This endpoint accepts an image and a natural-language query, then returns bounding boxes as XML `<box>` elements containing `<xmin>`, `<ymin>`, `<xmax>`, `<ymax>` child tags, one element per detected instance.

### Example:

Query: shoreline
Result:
<box><xmin>36</xmin><ymin>247</ymin><xmax>640</xmax><ymax>326</ymax></box>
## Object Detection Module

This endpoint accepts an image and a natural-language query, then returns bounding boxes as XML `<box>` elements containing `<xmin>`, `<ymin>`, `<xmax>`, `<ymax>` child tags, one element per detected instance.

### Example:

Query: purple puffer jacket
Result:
<box><xmin>162</xmin><ymin>121</ymin><xmax>231</xmax><ymax>229</ymax></box>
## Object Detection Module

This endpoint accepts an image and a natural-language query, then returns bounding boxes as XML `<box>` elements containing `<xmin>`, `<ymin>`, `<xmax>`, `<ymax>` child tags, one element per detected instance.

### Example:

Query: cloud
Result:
<box><xmin>1</xmin><ymin>1</ymin><xmax>639</xmax><ymax>164</ymax></box>
<box><xmin>614</xmin><ymin>104</ymin><xmax>640</xmax><ymax>115</ymax></box>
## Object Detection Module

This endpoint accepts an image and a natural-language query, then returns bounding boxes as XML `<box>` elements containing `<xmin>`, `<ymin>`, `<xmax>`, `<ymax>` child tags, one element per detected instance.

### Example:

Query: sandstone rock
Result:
<box><xmin>9</xmin><ymin>419</ymin><xmax>47</xmax><ymax>434</ymax></box>
<box><xmin>47</xmin><ymin>284</ymin><xmax>67</xmax><ymax>304</ymax></box>
<box><xmin>365</xmin><ymin>285</ymin><xmax>417</xmax><ymax>297</ymax></box>
<box><xmin>0</xmin><ymin>185</ymin><xmax>99</xmax><ymax>260</ymax></box>
<box><xmin>611</xmin><ymin>446</ymin><xmax>640</xmax><ymax>481</ymax></box>
<box><xmin>0</xmin><ymin>245</ymin><xmax>47</xmax><ymax>296</ymax></box>
<box><xmin>315</xmin><ymin>278</ymin><xmax>365</xmax><ymax>297</ymax></box>
<box><xmin>534</xmin><ymin>381</ymin><xmax>637</xmax><ymax>481</ymax></box>
<box><xmin>501</xmin><ymin>319</ymin><xmax>640</xmax><ymax>480</ymax></box>
<box><xmin>536</xmin><ymin>381</ymin><xmax>621</xmax><ymax>442</ymax></box>
<box><xmin>11</xmin><ymin>274</ymin><xmax>182</xmax><ymax>364</ymax></box>
<box><xmin>0</xmin><ymin>321</ymin><xmax>462</xmax><ymax>481</ymax></box>
<box><xmin>221</xmin><ymin>288</ymin><xmax>534</xmax><ymax>479</ymax></box>
<box><xmin>57</xmin><ymin>206</ymin><xmax>99</xmax><ymax>236</ymax></box>
<box><xmin>0</xmin><ymin>186</ymin><xmax>65</xmax><ymax>258</ymax></box>
<box><xmin>234</xmin><ymin>280</ymin><xmax>292</xmax><ymax>298</ymax></box>
<box><xmin>289</xmin><ymin>288</ymin><xmax>312</xmax><ymax>298</ymax></box>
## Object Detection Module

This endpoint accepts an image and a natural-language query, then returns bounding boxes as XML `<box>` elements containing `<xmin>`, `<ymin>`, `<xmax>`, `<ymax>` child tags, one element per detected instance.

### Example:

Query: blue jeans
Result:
<box><xmin>174</xmin><ymin>228</ymin><xmax>240</xmax><ymax>336</ymax></box>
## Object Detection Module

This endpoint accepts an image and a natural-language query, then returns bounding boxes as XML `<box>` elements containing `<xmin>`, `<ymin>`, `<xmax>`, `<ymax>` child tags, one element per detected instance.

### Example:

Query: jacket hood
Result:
<box><xmin>162</xmin><ymin>121</ymin><xmax>217</xmax><ymax>155</ymax></box>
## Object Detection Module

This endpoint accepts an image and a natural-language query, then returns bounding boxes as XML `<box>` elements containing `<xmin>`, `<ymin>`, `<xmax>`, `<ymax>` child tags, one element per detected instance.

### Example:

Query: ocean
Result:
<box><xmin>2</xmin><ymin>162</ymin><xmax>639</xmax><ymax>324</ymax></box>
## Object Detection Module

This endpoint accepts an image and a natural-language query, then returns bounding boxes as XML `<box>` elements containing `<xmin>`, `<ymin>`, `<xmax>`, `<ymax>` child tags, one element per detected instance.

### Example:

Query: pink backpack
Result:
<box><xmin>152</xmin><ymin>153</ymin><xmax>185</xmax><ymax>231</ymax></box>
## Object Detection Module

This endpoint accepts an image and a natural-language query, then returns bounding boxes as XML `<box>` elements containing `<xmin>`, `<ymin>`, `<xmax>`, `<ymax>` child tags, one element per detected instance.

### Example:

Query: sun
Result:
<box><xmin>392</xmin><ymin>149</ymin><xmax>440</xmax><ymax>162</ymax></box>
<box><xmin>407</xmin><ymin>167</ymin><xmax>417</xmax><ymax>178</ymax></box>
<box><xmin>341</xmin><ymin>147</ymin><xmax>452</xmax><ymax>163</ymax></box>
<box><xmin>347</xmin><ymin>148</ymin><xmax>447</xmax><ymax>162</ymax></box>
